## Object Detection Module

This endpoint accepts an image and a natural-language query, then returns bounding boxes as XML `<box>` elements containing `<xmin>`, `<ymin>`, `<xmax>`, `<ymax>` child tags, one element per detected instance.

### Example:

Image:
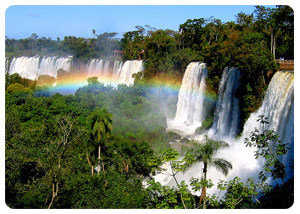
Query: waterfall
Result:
<box><xmin>9</xmin><ymin>56</ymin><xmax>40</xmax><ymax>80</ymax></box>
<box><xmin>117</xmin><ymin>60</ymin><xmax>143</xmax><ymax>86</ymax></box>
<box><xmin>112</xmin><ymin>61</ymin><xmax>123</xmax><ymax>80</ymax></box>
<box><xmin>240</xmin><ymin>71</ymin><xmax>294</xmax><ymax>179</ymax></box>
<box><xmin>208</xmin><ymin>67</ymin><xmax>241</xmax><ymax>139</ymax></box>
<box><xmin>241</xmin><ymin>72</ymin><xmax>294</xmax><ymax>141</ymax></box>
<box><xmin>86</xmin><ymin>59</ymin><xmax>113</xmax><ymax>83</ymax></box>
<box><xmin>9</xmin><ymin>56</ymin><xmax>143</xmax><ymax>87</ymax></box>
<box><xmin>157</xmin><ymin>70</ymin><xmax>294</xmax><ymax>194</ymax></box>
<box><xmin>103</xmin><ymin>60</ymin><xmax>111</xmax><ymax>77</ymax></box>
<box><xmin>86</xmin><ymin>59</ymin><xmax>104</xmax><ymax>78</ymax></box>
<box><xmin>167</xmin><ymin>62</ymin><xmax>209</xmax><ymax>135</ymax></box>
<box><xmin>39</xmin><ymin>56</ymin><xmax>71</xmax><ymax>78</ymax></box>
<box><xmin>8</xmin><ymin>56</ymin><xmax>71</xmax><ymax>80</ymax></box>
<box><xmin>86</xmin><ymin>59</ymin><xmax>142</xmax><ymax>86</ymax></box>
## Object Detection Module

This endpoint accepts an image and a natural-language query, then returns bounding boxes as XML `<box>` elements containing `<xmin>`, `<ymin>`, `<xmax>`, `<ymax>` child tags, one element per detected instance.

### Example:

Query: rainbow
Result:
<box><xmin>44</xmin><ymin>69</ymin><xmax>217</xmax><ymax>104</ymax></box>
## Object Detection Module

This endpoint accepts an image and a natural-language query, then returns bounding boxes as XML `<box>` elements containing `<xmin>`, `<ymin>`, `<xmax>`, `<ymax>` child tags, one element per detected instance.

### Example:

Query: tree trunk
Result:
<box><xmin>270</xmin><ymin>29</ymin><xmax>276</xmax><ymax>59</ymax></box>
<box><xmin>170</xmin><ymin>161</ymin><xmax>187</xmax><ymax>209</ymax></box>
<box><xmin>273</xmin><ymin>35</ymin><xmax>276</xmax><ymax>58</ymax></box>
<box><xmin>208</xmin><ymin>36</ymin><xmax>212</xmax><ymax>45</ymax></box>
<box><xmin>48</xmin><ymin>155</ymin><xmax>62</xmax><ymax>209</ymax></box>
<box><xmin>48</xmin><ymin>181</ymin><xmax>58</xmax><ymax>209</ymax></box>
<box><xmin>199</xmin><ymin>162</ymin><xmax>207</xmax><ymax>209</ymax></box>
<box><xmin>86</xmin><ymin>152</ymin><xmax>94</xmax><ymax>176</ymax></box>
<box><xmin>98</xmin><ymin>145</ymin><xmax>101</xmax><ymax>174</ymax></box>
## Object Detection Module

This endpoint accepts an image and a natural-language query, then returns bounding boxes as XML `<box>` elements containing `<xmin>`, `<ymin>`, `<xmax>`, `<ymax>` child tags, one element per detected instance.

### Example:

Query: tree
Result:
<box><xmin>95</xmin><ymin>32</ymin><xmax>119</xmax><ymax>57</ymax></box>
<box><xmin>121</xmin><ymin>29</ymin><xmax>145</xmax><ymax>60</ymax></box>
<box><xmin>253</xmin><ymin>6</ymin><xmax>294</xmax><ymax>59</ymax></box>
<box><xmin>235</xmin><ymin>12</ymin><xmax>254</xmax><ymax>29</ymax></box>
<box><xmin>39</xmin><ymin>115</ymin><xmax>82</xmax><ymax>209</ymax></box>
<box><xmin>245</xmin><ymin>115</ymin><xmax>289</xmax><ymax>183</ymax></box>
<box><xmin>89</xmin><ymin>108</ymin><xmax>113</xmax><ymax>175</ymax></box>
<box><xmin>273</xmin><ymin>5</ymin><xmax>294</xmax><ymax>59</ymax></box>
<box><xmin>62</xmin><ymin>36</ymin><xmax>95</xmax><ymax>62</ymax></box>
<box><xmin>155</xmin><ymin>148</ymin><xmax>193</xmax><ymax>209</ymax></box>
<box><xmin>183</xmin><ymin>136</ymin><xmax>232</xmax><ymax>208</ymax></box>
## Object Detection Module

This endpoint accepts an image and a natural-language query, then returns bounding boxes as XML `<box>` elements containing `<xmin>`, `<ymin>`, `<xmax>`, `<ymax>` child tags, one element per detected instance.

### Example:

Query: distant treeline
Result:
<box><xmin>5</xmin><ymin>32</ymin><xmax>121</xmax><ymax>62</ymax></box>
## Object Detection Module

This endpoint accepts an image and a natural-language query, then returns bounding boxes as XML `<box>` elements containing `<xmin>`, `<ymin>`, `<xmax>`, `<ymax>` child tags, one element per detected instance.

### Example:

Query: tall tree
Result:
<box><xmin>183</xmin><ymin>136</ymin><xmax>232</xmax><ymax>208</ymax></box>
<box><xmin>89</xmin><ymin>108</ymin><xmax>113</xmax><ymax>174</ymax></box>
<box><xmin>253</xmin><ymin>5</ymin><xmax>294</xmax><ymax>59</ymax></box>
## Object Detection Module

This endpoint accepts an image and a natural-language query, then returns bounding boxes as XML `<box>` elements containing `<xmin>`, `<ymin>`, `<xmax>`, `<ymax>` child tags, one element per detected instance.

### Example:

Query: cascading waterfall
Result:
<box><xmin>86</xmin><ymin>59</ymin><xmax>142</xmax><ymax>86</ymax></box>
<box><xmin>8</xmin><ymin>56</ymin><xmax>143</xmax><ymax>87</ymax></box>
<box><xmin>157</xmin><ymin>70</ymin><xmax>294</xmax><ymax>194</ymax></box>
<box><xmin>86</xmin><ymin>59</ymin><xmax>104</xmax><ymax>78</ymax></box>
<box><xmin>241</xmin><ymin>72</ymin><xmax>294</xmax><ymax>141</ymax></box>
<box><xmin>208</xmin><ymin>67</ymin><xmax>241</xmax><ymax>139</ymax></box>
<box><xmin>9</xmin><ymin>56</ymin><xmax>40</xmax><ymax>80</ymax></box>
<box><xmin>86</xmin><ymin>59</ymin><xmax>112</xmax><ymax>81</ymax></box>
<box><xmin>117</xmin><ymin>60</ymin><xmax>144</xmax><ymax>86</ymax></box>
<box><xmin>112</xmin><ymin>61</ymin><xmax>123</xmax><ymax>80</ymax></box>
<box><xmin>240</xmin><ymin>71</ymin><xmax>294</xmax><ymax>180</ymax></box>
<box><xmin>166</xmin><ymin>62</ymin><xmax>210</xmax><ymax>136</ymax></box>
<box><xmin>8</xmin><ymin>56</ymin><xmax>72</xmax><ymax>80</ymax></box>
<box><xmin>39</xmin><ymin>56</ymin><xmax>72</xmax><ymax>78</ymax></box>
<box><xmin>103</xmin><ymin>60</ymin><xmax>111</xmax><ymax>77</ymax></box>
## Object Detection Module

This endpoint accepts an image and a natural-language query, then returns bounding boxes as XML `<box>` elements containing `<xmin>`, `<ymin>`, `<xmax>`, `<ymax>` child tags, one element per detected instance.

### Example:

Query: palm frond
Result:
<box><xmin>211</xmin><ymin>158</ymin><xmax>233</xmax><ymax>176</ymax></box>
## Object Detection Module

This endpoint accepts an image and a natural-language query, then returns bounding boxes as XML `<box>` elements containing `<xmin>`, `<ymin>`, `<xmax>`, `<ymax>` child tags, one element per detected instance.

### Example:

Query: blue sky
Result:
<box><xmin>5</xmin><ymin>5</ymin><xmax>276</xmax><ymax>40</ymax></box>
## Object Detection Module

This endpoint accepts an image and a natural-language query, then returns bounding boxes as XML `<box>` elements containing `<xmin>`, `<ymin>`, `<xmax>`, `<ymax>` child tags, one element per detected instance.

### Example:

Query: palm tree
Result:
<box><xmin>90</xmin><ymin>108</ymin><xmax>113</xmax><ymax>174</ymax></box>
<box><xmin>183</xmin><ymin>135</ymin><xmax>232</xmax><ymax>209</ymax></box>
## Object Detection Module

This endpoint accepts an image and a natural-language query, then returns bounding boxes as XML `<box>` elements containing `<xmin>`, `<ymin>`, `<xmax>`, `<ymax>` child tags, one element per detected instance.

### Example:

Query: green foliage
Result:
<box><xmin>190</xmin><ymin>177</ymin><xmax>214</xmax><ymax>192</ymax></box>
<box><xmin>195</xmin><ymin>116</ymin><xmax>214</xmax><ymax>134</ymax></box>
<box><xmin>6</xmin><ymin>73</ymin><xmax>37</xmax><ymax>90</ymax></box>
<box><xmin>146</xmin><ymin>180</ymin><xmax>194</xmax><ymax>209</ymax></box>
<box><xmin>183</xmin><ymin>136</ymin><xmax>232</xmax><ymax>176</ymax></box>
<box><xmin>210</xmin><ymin>177</ymin><xmax>260</xmax><ymax>209</ymax></box>
<box><xmin>181</xmin><ymin>136</ymin><xmax>232</xmax><ymax>208</ymax></box>
<box><xmin>90</xmin><ymin>108</ymin><xmax>113</xmax><ymax>143</ymax></box>
<box><xmin>5</xmin><ymin>76</ymin><xmax>169</xmax><ymax>208</ymax></box>
<box><xmin>245</xmin><ymin>115</ymin><xmax>289</xmax><ymax>183</ymax></box>
<box><xmin>37</xmin><ymin>75</ymin><xmax>56</xmax><ymax>86</ymax></box>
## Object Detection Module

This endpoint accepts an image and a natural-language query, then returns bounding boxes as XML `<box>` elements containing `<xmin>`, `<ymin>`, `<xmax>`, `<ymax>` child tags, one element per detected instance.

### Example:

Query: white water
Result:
<box><xmin>112</xmin><ymin>61</ymin><xmax>123</xmax><ymax>80</ymax></box>
<box><xmin>86</xmin><ymin>59</ymin><xmax>104</xmax><ymax>78</ymax></box>
<box><xmin>8</xmin><ymin>56</ymin><xmax>72</xmax><ymax>80</ymax></box>
<box><xmin>86</xmin><ymin>59</ymin><xmax>143</xmax><ymax>86</ymax></box>
<box><xmin>158</xmin><ymin>69</ymin><xmax>294</xmax><ymax>194</ymax></box>
<box><xmin>208</xmin><ymin>67</ymin><xmax>241</xmax><ymax>140</ymax></box>
<box><xmin>117</xmin><ymin>60</ymin><xmax>144</xmax><ymax>86</ymax></box>
<box><xmin>9</xmin><ymin>56</ymin><xmax>143</xmax><ymax>87</ymax></box>
<box><xmin>167</xmin><ymin>62</ymin><xmax>209</xmax><ymax>136</ymax></box>
<box><xmin>240</xmin><ymin>71</ymin><xmax>294</xmax><ymax>178</ymax></box>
